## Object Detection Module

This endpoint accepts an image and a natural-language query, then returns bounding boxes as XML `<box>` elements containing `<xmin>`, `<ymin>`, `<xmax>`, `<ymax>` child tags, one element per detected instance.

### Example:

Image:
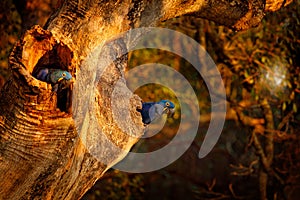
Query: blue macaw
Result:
<box><xmin>137</xmin><ymin>100</ymin><xmax>175</xmax><ymax>124</ymax></box>
<box><xmin>36</xmin><ymin>68</ymin><xmax>73</xmax><ymax>92</ymax></box>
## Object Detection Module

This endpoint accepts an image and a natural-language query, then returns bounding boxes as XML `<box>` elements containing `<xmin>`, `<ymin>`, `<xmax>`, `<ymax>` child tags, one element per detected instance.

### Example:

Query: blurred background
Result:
<box><xmin>1</xmin><ymin>0</ymin><xmax>299</xmax><ymax>199</ymax></box>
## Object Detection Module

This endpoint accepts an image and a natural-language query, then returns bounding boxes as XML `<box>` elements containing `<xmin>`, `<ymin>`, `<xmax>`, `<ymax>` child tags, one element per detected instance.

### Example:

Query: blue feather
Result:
<box><xmin>36</xmin><ymin>68</ymin><xmax>73</xmax><ymax>92</ymax></box>
<box><xmin>138</xmin><ymin>100</ymin><xmax>175</xmax><ymax>124</ymax></box>
<box><xmin>36</xmin><ymin>68</ymin><xmax>72</xmax><ymax>84</ymax></box>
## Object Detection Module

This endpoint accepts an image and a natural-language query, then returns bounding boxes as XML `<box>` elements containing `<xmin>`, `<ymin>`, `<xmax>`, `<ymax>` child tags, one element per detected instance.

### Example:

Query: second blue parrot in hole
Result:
<box><xmin>137</xmin><ymin>100</ymin><xmax>175</xmax><ymax>125</ymax></box>
<box><xmin>36</xmin><ymin>68</ymin><xmax>73</xmax><ymax>92</ymax></box>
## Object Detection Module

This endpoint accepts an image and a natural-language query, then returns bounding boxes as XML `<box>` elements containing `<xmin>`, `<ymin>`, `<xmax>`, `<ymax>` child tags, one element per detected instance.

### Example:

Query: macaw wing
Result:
<box><xmin>148</xmin><ymin>104</ymin><xmax>164</xmax><ymax>123</ymax></box>
<box><xmin>138</xmin><ymin>102</ymin><xmax>153</xmax><ymax>124</ymax></box>
<box><xmin>36</xmin><ymin>68</ymin><xmax>49</xmax><ymax>82</ymax></box>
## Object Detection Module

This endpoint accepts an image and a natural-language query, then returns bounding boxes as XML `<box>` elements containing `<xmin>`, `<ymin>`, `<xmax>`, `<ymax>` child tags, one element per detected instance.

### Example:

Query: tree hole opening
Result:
<box><xmin>31</xmin><ymin>43</ymin><xmax>75</xmax><ymax>113</ymax></box>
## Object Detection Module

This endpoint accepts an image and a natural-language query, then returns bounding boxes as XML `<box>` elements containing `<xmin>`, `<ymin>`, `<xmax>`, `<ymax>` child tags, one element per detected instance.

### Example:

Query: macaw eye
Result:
<box><xmin>165</xmin><ymin>102</ymin><xmax>170</xmax><ymax>107</ymax></box>
<box><xmin>62</xmin><ymin>73</ymin><xmax>66</xmax><ymax>77</ymax></box>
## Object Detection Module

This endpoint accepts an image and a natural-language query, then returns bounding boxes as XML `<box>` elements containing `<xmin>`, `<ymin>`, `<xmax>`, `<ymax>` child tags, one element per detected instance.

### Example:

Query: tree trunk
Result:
<box><xmin>0</xmin><ymin>0</ymin><xmax>291</xmax><ymax>199</ymax></box>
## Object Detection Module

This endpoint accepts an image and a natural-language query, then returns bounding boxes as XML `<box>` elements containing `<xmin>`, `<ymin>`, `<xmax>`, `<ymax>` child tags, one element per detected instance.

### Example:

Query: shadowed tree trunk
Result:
<box><xmin>0</xmin><ymin>0</ymin><xmax>292</xmax><ymax>199</ymax></box>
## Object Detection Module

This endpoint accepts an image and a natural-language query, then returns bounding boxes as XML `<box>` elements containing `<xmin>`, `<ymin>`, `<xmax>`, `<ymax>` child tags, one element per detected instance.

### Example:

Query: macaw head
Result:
<box><xmin>55</xmin><ymin>70</ymin><xmax>73</xmax><ymax>82</ymax></box>
<box><xmin>157</xmin><ymin>100</ymin><xmax>175</xmax><ymax>116</ymax></box>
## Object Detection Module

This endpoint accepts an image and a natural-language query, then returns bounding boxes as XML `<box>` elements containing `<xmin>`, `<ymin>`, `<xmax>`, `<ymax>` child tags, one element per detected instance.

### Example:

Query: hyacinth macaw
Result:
<box><xmin>36</xmin><ymin>68</ymin><xmax>73</xmax><ymax>92</ymax></box>
<box><xmin>137</xmin><ymin>100</ymin><xmax>175</xmax><ymax>124</ymax></box>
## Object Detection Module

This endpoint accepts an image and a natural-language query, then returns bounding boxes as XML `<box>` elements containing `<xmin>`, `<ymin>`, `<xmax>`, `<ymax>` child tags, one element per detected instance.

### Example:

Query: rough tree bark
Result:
<box><xmin>0</xmin><ymin>0</ymin><xmax>292</xmax><ymax>199</ymax></box>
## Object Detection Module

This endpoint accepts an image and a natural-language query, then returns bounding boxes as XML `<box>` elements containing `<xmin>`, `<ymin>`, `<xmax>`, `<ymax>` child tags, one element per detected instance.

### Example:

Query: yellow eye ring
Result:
<box><xmin>165</xmin><ymin>102</ymin><xmax>170</xmax><ymax>107</ymax></box>
<box><xmin>62</xmin><ymin>73</ymin><xmax>66</xmax><ymax>77</ymax></box>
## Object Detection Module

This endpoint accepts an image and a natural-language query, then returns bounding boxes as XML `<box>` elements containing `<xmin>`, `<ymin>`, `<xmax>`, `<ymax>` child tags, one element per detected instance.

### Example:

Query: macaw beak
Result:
<box><xmin>167</xmin><ymin>108</ymin><xmax>175</xmax><ymax>118</ymax></box>
<box><xmin>58</xmin><ymin>77</ymin><xmax>74</xmax><ymax>83</ymax></box>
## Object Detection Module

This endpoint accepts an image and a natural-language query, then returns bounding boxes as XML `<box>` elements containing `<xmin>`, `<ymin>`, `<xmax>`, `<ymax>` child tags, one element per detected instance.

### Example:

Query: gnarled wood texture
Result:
<box><xmin>0</xmin><ymin>0</ymin><xmax>291</xmax><ymax>199</ymax></box>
